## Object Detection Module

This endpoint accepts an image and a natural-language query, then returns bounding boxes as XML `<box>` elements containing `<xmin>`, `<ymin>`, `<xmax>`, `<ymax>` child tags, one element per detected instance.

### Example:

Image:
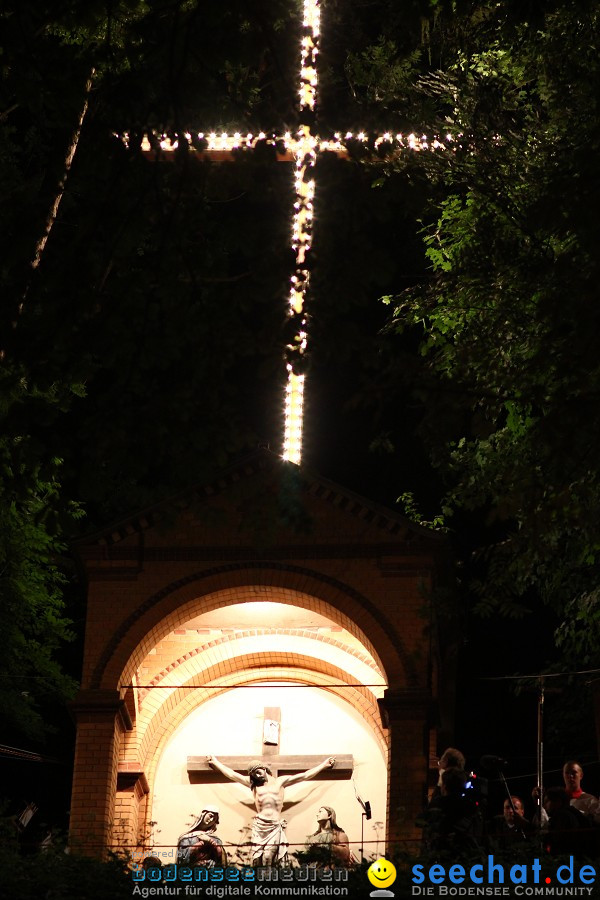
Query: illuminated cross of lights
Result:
<box><xmin>126</xmin><ymin>0</ymin><xmax>450</xmax><ymax>465</ymax></box>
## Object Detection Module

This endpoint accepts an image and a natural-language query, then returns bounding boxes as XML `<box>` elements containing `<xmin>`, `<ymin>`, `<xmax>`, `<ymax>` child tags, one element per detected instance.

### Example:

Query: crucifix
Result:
<box><xmin>187</xmin><ymin>706</ymin><xmax>352</xmax><ymax>866</ymax></box>
<box><xmin>187</xmin><ymin>706</ymin><xmax>353</xmax><ymax>782</ymax></box>
<box><xmin>125</xmin><ymin>0</ymin><xmax>449</xmax><ymax>465</ymax></box>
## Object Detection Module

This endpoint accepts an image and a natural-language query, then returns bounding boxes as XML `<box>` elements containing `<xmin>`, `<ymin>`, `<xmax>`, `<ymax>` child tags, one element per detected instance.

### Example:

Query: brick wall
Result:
<box><xmin>70</xmin><ymin>461</ymin><xmax>448</xmax><ymax>858</ymax></box>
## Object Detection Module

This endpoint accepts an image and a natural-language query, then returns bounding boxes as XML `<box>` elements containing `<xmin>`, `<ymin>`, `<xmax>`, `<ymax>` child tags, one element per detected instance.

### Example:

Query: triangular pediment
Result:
<box><xmin>74</xmin><ymin>450</ymin><xmax>443</xmax><ymax>563</ymax></box>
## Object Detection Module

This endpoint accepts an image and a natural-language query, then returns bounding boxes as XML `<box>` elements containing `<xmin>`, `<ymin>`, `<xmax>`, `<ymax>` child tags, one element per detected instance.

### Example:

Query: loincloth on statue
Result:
<box><xmin>251</xmin><ymin>815</ymin><xmax>289</xmax><ymax>865</ymax></box>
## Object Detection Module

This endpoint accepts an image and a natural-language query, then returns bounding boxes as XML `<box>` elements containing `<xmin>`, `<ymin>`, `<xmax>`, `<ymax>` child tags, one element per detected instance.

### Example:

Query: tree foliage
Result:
<box><xmin>0</xmin><ymin>370</ymin><xmax>83</xmax><ymax>739</ymax></box>
<box><xmin>7</xmin><ymin>0</ymin><xmax>600</xmax><ymax>752</ymax></box>
<box><xmin>0</xmin><ymin>0</ymin><xmax>307</xmax><ymax>739</ymax></box>
<box><xmin>367</xmin><ymin>1</ymin><xmax>600</xmax><ymax>645</ymax></box>
<box><xmin>0</xmin><ymin>823</ymin><xmax>131</xmax><ymax>900</ymax></box>
<box><xmin>0</xmin><ymin>0</ymin><xmax>423</xmax><ymax>742</ymax></box>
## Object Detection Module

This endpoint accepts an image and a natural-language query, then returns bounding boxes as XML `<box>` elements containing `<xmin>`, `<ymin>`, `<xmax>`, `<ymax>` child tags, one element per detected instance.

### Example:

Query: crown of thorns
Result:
<box><xmin>248</xmin><ymin>760</ymin><xmax>272</xmax><ymax>776</ymax></box>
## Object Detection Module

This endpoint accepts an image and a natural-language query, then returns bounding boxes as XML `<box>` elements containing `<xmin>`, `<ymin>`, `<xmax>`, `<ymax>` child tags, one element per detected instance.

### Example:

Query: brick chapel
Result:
<box><xmin>69</xmin><ymin>450</ymin><xmax>453</xmax><ymax>861</ymax></box>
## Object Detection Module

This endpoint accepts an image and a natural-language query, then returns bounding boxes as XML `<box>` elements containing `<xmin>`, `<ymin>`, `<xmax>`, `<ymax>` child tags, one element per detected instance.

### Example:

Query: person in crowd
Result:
<box><xmin>562</xmin><ymin>761</ymin><xmax>600</xmax><ymax>823</ymax></box>
<box><xmin>431</xmin><ymin>748</ymin><xmax>467</xmax><ymax>802</ymax></box>
<box><xmin>489</xmin><ymin>795</ymin><xmax>534</xmax><ymax>847</ymax></box>
<box><xmin>423</xmin><ymin>767</ymin><xmax>482</xmax><ymax>855</ymax></box>
<box><xmin>534</xmin><ymin>760</ymin><xmax>600</xmax><ymax>829</ymax></box>
<box><xmin>439</xmin><ymin>748</ymin><xmax>466</xmax><ymax>775</ymax></box>
<box><xmin>542</xmin><ymin>787</ymin><xmax>588</xmax><ymax>858</ymax></box>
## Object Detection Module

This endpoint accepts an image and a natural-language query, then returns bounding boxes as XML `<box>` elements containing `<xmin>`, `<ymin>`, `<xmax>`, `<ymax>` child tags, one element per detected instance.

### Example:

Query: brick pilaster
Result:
<box><xmin>114</xmin><ymin>767</ymin><xmax>150</xmax><ymax>852</ymax></box>
<box><xmin>379</xmin><ymin>689</ymin><xmax>432</xmax><ymax>858</ymax></box>
<box><xmin>69</xmin><ymin>690</ymin><xmax>132</xmax><ymax>858</ymax></box>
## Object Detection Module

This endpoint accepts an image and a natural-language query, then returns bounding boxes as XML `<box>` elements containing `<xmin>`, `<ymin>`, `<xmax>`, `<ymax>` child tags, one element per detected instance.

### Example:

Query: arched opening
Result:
<box><xmin>70</xmin><ymin>467</ymin><xmax>443</xmax><ymax>863</ymax></box>
<box><xmin>121</xmin><ymin>599</ymin><xmax>388</xmax><ymax>861</ymax></box>
<box><xmin>93</xmin><ymin>565</ymin><xmax>414</xmax><ymax>692</ymax></box>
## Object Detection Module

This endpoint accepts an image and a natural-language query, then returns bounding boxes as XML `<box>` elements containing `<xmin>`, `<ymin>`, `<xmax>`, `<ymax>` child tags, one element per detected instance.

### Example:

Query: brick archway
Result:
<box><xmin>71</xmin><ymin>464</ymin><xmax>444</xmax><ymax>859</ymax></box>
<box><xmin>135</xmin><ymin>654</ymin><xmax>387</xmax><ymax>777</ymax></box>
<box><xmin>144</xmin><ymin>661</ymin><xmax>389</xmax><ymax>861</ymax></box>
<box><xmin>136</xmin><ymin>626</ymin><xmax>384</xmax><ymax>707</ymax></box>
<box><xmin>118</xmin><ymin>613</ymin><xmax>389</xmax><ymax>856</ymax></box>
<box><xmin>90</xmin><ymin>564</ymin><xmax>417</xmax><ymax>693</ymax></box>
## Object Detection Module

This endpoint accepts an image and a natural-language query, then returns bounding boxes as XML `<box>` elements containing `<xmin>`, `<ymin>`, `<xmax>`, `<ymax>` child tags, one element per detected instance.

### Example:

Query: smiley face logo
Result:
<box><xmin>368</xmin><ymin>858</ymin><xmax>397</xmax><ymax>889</ymax></box>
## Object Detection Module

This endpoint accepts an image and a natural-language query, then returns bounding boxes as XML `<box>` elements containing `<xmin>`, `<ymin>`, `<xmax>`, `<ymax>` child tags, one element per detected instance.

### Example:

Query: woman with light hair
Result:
<box><xmin>305</xmin><ymin>806</ymin><xmax>351</xmax><ymax>866</ymax></box>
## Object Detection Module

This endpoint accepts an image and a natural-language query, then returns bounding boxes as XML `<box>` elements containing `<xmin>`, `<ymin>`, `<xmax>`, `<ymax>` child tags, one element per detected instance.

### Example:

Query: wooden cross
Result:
<box><xmin>125</xmin><ymin>0</ymin><xmax>448</xmax><ymax>465</ymax></box>
<box><xmin>187</xmin><ymin>706</ymin><xmax>353</xmax><ymax>782</ymax></box>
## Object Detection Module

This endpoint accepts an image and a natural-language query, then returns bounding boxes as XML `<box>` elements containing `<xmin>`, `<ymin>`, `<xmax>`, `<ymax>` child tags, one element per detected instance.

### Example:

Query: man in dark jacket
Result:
<box><xmin>424</xmin><ymin>767</ymin><xmax>481</xmax><ymax>856</ymax></box>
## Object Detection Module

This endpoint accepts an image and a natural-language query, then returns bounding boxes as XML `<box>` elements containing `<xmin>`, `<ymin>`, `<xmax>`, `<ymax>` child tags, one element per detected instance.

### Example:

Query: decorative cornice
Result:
<box><xmin>73</xmin><ymin>451</ymin><xmax>444</xmax><ymax>550</ymax></box>
<box><xmin>68</xmin><ymin>689</ymin><xmax>133</xmax><ymax>732</ymax></box>
<box><xmin>117</xmin><ymin>765</ymin><xmax>150</xmax><ymax>795</ymax></box>
<box><xmin>79</xmin><ymin>542</ymin><xmax>436</xmax><ymax>564</ymax></box>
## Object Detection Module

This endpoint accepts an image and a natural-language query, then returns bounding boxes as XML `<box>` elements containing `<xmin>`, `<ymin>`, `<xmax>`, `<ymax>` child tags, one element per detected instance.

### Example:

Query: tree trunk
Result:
<box><xmin>19</xmin><ymin>68</ymin><xmax>96</xmax><ymax>316</ymax></box>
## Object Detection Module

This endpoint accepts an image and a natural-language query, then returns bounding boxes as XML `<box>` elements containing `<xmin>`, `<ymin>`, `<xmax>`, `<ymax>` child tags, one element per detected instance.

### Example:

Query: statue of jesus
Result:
<box><xmin>206</xmin><ymin>755</ymin><xmax>335</xmax><ymax>866</ymax></box>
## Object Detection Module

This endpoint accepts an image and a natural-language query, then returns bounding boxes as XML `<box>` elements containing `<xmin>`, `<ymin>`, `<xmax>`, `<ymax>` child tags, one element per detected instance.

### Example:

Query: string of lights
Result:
<box><xmin>126</xmin><ymin>130</ymin><xmax>450</xmax><ymax>155</ymax></box>
<box><xmin>281</xmin><ymin>0</ymin><xmax>319</xmax><ymax>464</ymax></box>
<box><xmin>118</xmin><ymin>0</ymin><xmax>455</xmax><ymax>465</ymax></box>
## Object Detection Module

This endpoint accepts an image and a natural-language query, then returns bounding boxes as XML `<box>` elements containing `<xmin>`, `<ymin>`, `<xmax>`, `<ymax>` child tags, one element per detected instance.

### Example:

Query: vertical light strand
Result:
<box><xmin>282</xmin><ymin>0</ymin><xmax>320</xmax><ymax>464</ymax></box>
